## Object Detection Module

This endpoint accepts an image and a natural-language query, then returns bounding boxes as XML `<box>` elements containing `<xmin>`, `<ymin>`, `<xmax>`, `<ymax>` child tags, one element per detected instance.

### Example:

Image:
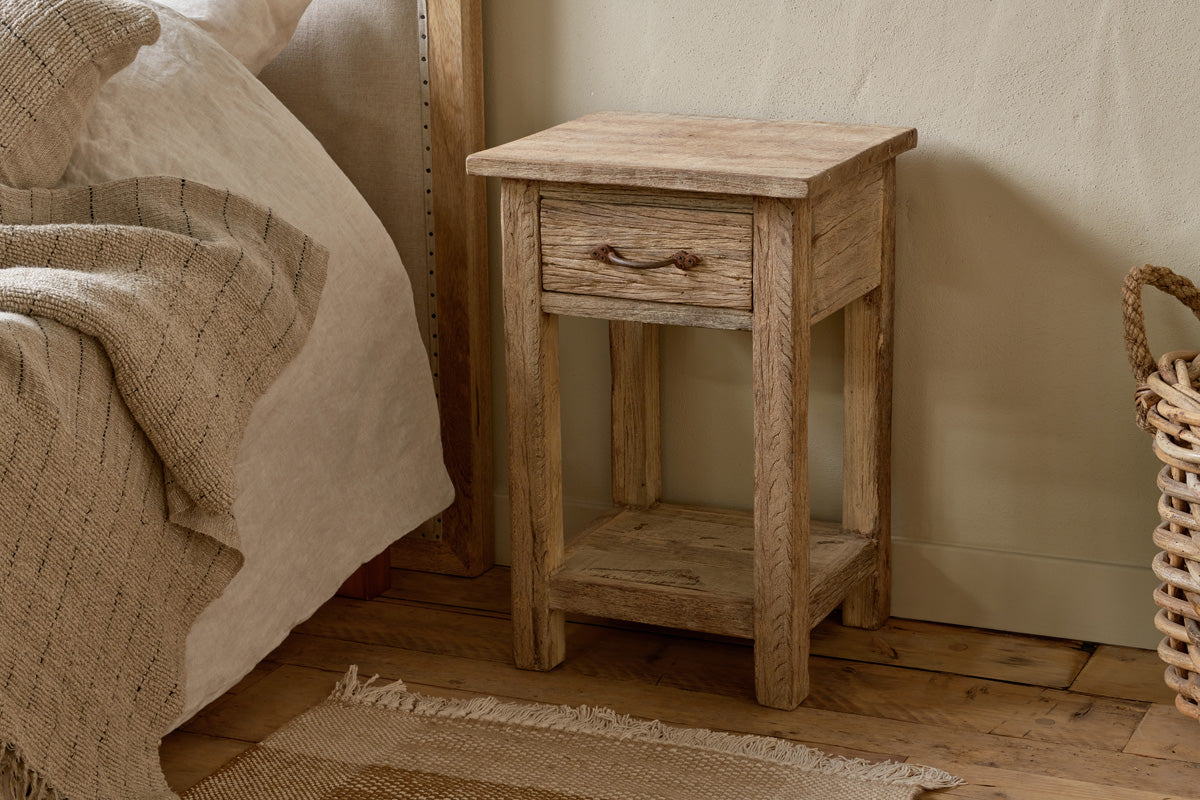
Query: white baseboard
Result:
<box><xmin>492</xmin><ymin>494</ymin><xmax>1162</xmax><ymax>650</ymax></box>
<box><xmin>890</xmin><ymin>538</ymin><xmax>1160</xmax><ymax>650</ymax></box>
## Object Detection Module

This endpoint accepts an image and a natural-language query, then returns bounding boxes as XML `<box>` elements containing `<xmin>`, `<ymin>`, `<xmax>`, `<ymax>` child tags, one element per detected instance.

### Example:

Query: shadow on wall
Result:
<box><xmin>483</xmin><ymin>1</ymin><xmax>563</xmax><ymax>512</ymax></box>
<box><xmin>894</xmin><ymin>147</ymin><xmax>1165</xmax><ymax>582</ymax></box>
<box><xmin>482</xmin><ymin>2</ymin><xmax>561</xmax><ymax>141</ymax></box>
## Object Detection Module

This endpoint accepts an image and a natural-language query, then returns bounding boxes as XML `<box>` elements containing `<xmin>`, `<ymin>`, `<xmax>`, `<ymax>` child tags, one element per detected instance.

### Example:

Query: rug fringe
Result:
<box><xmin>330</xmin><ymin>665</ymin><xmax>408</xmax><ymax>703</ymax></box>
<box><xmin>331</xmin><ymin>667</ymin><xmax>964</xmax><ymax>791</ymax></box>
<box><xmin>0</xmin><ymin>742</ymin><xmax>62</xmax><ymax>800</ymax></box>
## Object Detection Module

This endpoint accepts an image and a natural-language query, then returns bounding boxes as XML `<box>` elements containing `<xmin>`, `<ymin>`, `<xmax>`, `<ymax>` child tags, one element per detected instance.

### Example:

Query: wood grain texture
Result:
<box><xmin>467</xmin><ymin>112</ymin><xmax>917</xmax><ymax>199</ymax></box>
<box><xmin>810</xmin><ymin>164</ymin><xmax>885</xmax><ymax>323</ymax></box>
<box><xmin>502</xmin><ymin>179</ymin><xmax>566</xmax><ymax>671</ymax></box>
<box><xmin>295</xmin><ymin>590</ymin><xmax>1103</xmax><ymax>736</ymax></box>
<box><xmin>1071</xmin><ymin>644</ymin><xmax>1178</xmax><ymax>704</ymax></box>
<box><xmin>804</xmin><ymin>661</ymin><xmax>1147</xmax><ymax>751</ymax></box>
<box><xmin>169</xmin><ymin>570</ymin><xmax>1200</xmax><ymax>800</ymax></box>
<box><xmin>840</xmin><ymin>159</ymin><xmax>895</xmax><ymax>629</ymax></box>
<box><xmin>294</xmin><ymin>596</ymin><xmax>514</xmax><ymax>663</ymax></box>
<box><xmin>807</xmin><ymin>542</ymin><xmax>877</xmax><ymax>630</ymax></box>
<box><xmin>390</xmin><ymin>0</ymin><xmax>493</xmax><ymax>576</ymax></box>
<box><xmin>551</xmin><ymin>505</ymin><xmax>752</xmax><ymax>638</ymax></box>
<box><xmin>540</xmin><ymin>193</ymin><xmax>753</xmax><ymax>309</ymax></box>
<box><xmin>751</xmin><ymin>196</ymin><xmax>812</xmax><ymax>709</ymax></box>
<box><xmin>929</xmin><ymin>763</ymin><xmax>1194</xmax><ymax>800</ymax></box>
<box><xmin>610</xmin><ymin>321</ymin><xmax>661</xmax><ymax>507</ymax></box>
<box><xmin>387</xmin><ymin>566</ymin><xmax>513</xmax><ymax>614</ymax></box>
<box><xmin>181</xmin><ymin>665</ymin><xmax>337</xmax><ymax>742</ymax></box>
<box><xmin>541</xmin><ymin>291</ymin><xmax>752</xmax><ymax>330</ymax></box>
<box><xmin>547</xmin><ymin>504</ymin><xmax>872</xmax><ymax>638</ymax></box>
<box><xmin>483</xmin><ymin>115</ymin><xmax>910</xmax><ymax>709</ymax></box>
<box><xmin>283</xmin><ymin>608</ymin><xmax>1143</xmax><ymax>755</ymax></box>
<box><xmin>265</xmin><ymin>634</ymin><xmax>899</xmax><ymax>765</ymax></box>
<box><xmin>336</xmin><ymin>548</ymin><xmax>391</xmax><ymax>600</ymax></box>
<box><xmin>810</xmin><ymin>616</ymin><xmax>1092</xmax><ymax>688</ymax></box>
<box><xmin>267</xmin><ymin>614</ymin><xmax>1198</xmax><ymax>799</ymax></box>
<box><xmin>639</xmin><ymin>633</ymin><xmax>1142</xmax><ymax>752</ymax></box>
<box><xmin>159</xmin><ymin>733</ymin><xmax>251</xmax><ymax>793</ymax></box>
<box><xmin>541</xmin><ymin>183</ymin><xmax>753</xmax><ymax>212</ymax></box>
<box><xmin>1124</xmin><ymin>703</ymin><xmax>1200</xmax><ymax>762</ymax></box>
<box><xmin>384</xmin><ymin>566</ymin><xmax>1096</xmax><ymax>689</ymax></box>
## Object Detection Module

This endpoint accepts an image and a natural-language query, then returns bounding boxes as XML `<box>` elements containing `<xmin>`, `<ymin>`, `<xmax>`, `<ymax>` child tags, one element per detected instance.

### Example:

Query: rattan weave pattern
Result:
<box><xmin>1124</xmin><ymin>264</ymin><xmax>1200</xmax><ymax>720</ymax></box>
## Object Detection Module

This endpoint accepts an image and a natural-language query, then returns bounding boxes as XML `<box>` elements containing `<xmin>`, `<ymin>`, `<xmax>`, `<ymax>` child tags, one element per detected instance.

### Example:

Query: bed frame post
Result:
<box><xmin>390</xmin><ymin>0</ymin><xmax>493</xmax><ymax>577</ymax></box>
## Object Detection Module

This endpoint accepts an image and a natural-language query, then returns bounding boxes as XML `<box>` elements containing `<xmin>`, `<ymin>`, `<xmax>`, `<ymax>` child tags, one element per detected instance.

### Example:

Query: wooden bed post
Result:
<box><xmin>390</xmin><ymin>0</ymin><xmax>493</xmax><ymax>577</ymax></box>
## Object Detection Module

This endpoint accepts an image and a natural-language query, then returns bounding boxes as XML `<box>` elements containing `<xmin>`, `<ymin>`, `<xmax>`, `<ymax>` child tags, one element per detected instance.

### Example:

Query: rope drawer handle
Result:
<box><xmin>589</xmin><ymin>244</ymin><xmax>700</xmax><ymax>270</ymax></box>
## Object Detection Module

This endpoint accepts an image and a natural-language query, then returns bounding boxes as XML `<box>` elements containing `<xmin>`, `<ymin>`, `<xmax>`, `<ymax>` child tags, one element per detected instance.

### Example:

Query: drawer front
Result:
<box><xmin>539</xmin><ymin>187</ymin><xmax>753</xmax><ymax>310</ymax></box>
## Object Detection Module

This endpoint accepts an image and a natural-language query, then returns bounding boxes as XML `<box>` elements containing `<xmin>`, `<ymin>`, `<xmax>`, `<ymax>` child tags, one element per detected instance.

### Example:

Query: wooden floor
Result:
<box><xmin>162</xmin><ymin>566</ymin><xmax>1200</xmax><ymax>798</ymax></box>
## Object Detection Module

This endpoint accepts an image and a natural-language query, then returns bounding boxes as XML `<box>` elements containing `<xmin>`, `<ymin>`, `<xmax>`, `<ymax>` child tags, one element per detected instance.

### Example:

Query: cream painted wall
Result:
<box><xmin>479</xmin><ymin>1</ymin><xmax>1200</xmax><ymax>649</ymax></box>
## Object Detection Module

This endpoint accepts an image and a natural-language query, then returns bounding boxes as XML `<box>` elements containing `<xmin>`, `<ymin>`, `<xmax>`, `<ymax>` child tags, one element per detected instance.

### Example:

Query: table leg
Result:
<box><xmin>502</xmin><ymin>179</ymin><xmax>566</xmax><ymax>670</ymax></box>
<box><xmin>751</xmin><ymin>197</ymin><xmax>812</xmax><ymax>710</ymax></box>
<box><xmin>841</xmin><ymin>161</ymin><xmax>895</xmax><ymax>630</ymax></box>
<box><xmin>610</xmin><ymin>321</ymin><xmax>661</xmax><ymax>508</ymax></box>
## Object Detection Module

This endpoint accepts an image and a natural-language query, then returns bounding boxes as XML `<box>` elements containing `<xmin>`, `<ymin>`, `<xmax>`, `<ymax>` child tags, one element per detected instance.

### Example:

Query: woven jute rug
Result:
<box><xmin>183</xmin><ymin>668</ymin><xmax>962</xmax><ymax>800</ymax></box>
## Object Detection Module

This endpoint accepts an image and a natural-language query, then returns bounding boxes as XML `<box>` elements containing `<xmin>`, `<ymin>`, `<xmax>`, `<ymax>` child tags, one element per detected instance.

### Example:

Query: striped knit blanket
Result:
<box><xmin>0</xmin><ymin>177</ymin><xmax>327</xmax><ymax>800</ymax></box>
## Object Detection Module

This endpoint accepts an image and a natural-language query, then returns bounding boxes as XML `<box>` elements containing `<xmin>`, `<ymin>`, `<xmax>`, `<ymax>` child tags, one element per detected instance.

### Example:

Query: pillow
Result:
<box><xmin>151</xmin><ymin>0</ymin><xmax>311</xmax><ymax>73</ymax></box>
<box><xmin>0</xmin><ymin>0</ymin><xmax>159</xmax><ymax>187</ymax></box>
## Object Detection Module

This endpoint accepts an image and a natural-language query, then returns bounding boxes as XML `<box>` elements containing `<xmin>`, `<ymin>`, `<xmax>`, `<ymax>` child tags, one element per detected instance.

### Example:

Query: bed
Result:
<box><xmin>0</xmin><ymin>0</ymin><xmax>489</xmax><ymax>797</ymax></box>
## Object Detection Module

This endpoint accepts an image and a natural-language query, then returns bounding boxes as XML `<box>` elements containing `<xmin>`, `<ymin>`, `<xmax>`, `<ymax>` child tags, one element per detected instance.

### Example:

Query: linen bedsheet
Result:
<box><xmin>61</xmin><ymin>3</ymin><xmax>456</xmax><ymax>721</ymax></box>
<box><xmin>0</xmin><ymin>177</ymin><xmax>325</xmax><ymax>800</ymax></box>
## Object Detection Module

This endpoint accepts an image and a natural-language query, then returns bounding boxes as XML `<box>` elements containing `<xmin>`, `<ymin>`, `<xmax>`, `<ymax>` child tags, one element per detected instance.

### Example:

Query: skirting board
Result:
<box><xmin>491</xmin><ymin>494</ymin><xmax>1162</xmax><ymax>651</ymax></box>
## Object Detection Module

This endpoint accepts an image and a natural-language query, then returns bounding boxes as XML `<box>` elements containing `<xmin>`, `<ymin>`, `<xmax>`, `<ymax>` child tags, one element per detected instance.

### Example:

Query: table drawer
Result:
<box><xmin>539</xmin><ymin>187</ymin><xmax>753</xmax><ymax>310</ymax></box>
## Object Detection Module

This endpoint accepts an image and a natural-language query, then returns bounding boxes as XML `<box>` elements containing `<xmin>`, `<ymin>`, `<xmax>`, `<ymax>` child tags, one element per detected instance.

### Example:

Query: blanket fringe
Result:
<box><xmin>330</xmin><ymin>666</ymin><xmax>964</xmax><ymax>792</ymax></box>
<box><xmin>0</xmin><ymin>743</ymin><xmax>62</xmax><ymax>800</ymax></box>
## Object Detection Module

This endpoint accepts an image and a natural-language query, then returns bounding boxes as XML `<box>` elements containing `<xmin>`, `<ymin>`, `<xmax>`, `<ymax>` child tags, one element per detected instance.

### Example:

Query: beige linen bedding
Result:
<box><xmin>0</xmin><ymin>177</ymin><xmax>326</xmax><ymax>800</ymax></box>
<box><xmin>64</xmin><ymin>3</ymin><xmax>455</xmax><ymax>720</ymax></box>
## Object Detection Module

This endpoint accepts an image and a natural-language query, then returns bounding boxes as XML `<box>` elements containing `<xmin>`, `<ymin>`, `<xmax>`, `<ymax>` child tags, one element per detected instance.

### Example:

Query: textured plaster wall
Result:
<box><xmin>480</xmin><ymin>1</ymin><xmax>1200</xmax><ymax>648</ymax></box>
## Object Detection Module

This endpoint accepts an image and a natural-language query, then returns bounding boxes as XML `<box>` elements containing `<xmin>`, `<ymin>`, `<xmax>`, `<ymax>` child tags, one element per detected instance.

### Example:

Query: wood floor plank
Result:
<box><xmin>267</xmin><ymin>632</ymin><xmax>1200</xmax><ymax>797</ymax></box>
<box><xmin>294</xmin><ymin>596</ymin><xmax>513</xmax><ymax>662</ymax></box>
<box><xmin>1071</xmin><ymin>644</ymin><xmax>1176</xmax><ymax>705</ymax></box>
<box><xmin>293</xmin><ymin>592</ymin><xmax>695</xmax><ymax>672</ymax></box>
<box><xmin>810</xmin><ymin>616</ymin><xmax>1092</xmax><ymax>688</ymax></box>
<box><xmin>181</xmin><ymin>663</ymin><xmax>342</xmax><ymax>742</ymax></box>
<box><xmin>292</xmin><ymin>599</ymin><xmax>709</xmax><ymax>689</ymax></box>
<box><xmin>224</xmin><ymin>661</ymin><xmax>280</xmax><ymax>695</ymax></box>
<box><xmin>165</xmin><ymin>576</ymin><xmax>1200</xmax><ymax>797</ymax></box>
<box><xmin>270</xmin><ymin>635</ymin><xmax>910</xmax><ymax>765</ymax></box>
<box><xmin>650</xmin><ymin>634</ymin><xmax>1143</xmax><ymax>750</ymax></box>
<box><xmin>386</xmin><ymin>566</ymin><xmax>511</xmax><ymax>614</ymax></box>
<box><xmin>927</xmin><ymin>759</ymin><xmax>1197</xmax><ymax>800</ymax></box>
<box><xmin>1124</xmin><ymin>703</ymin><xmax>1200</xmax><ymax>762</ymax></box>
<box><xmin>289</xmin><ymin>595</ymin><xmax>1144</xmax><ymax>751</ymax></box>
<box><xmin>803</xmin><ymin>660</ymin><xmax>1145</xmax><ymax>750</ymax></box>
<box><xmin>159</xmin><ymin>732</ymin><xmax>251</xmax><ymax>793</ymax></box>
<box><xmin>389</xmin><ymin>566</ymin><xmax>1094</xmax><ymax>688</ymax></box>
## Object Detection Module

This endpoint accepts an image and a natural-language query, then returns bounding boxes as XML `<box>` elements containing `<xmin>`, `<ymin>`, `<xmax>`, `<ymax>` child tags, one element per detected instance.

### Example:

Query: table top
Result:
<box><xmin>466</xmin><ymin>112</ymin><xmax>916</xmax><ymax>199</ymax></box>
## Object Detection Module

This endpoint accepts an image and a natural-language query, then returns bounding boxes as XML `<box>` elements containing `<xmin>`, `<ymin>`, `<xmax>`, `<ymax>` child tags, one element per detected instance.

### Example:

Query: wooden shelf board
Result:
<box><xmin>548</xmin><ymin>503</ymin><xmax>876</xmax><ymax>639</ymax></box>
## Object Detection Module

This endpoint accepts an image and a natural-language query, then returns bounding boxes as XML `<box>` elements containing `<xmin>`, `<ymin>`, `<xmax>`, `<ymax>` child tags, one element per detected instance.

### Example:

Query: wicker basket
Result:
<box><xmin>1124</xmin><ymin>264</ymin><xmax>1200</xmax><ymax>720</ymax></box>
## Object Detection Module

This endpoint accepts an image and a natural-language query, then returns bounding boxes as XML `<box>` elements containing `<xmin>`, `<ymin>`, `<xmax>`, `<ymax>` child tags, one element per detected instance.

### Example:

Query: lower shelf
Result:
<box><xmin>548</xmin><ymin>503</ymin><xmax>876</xmax><ymax>639</ymax></box>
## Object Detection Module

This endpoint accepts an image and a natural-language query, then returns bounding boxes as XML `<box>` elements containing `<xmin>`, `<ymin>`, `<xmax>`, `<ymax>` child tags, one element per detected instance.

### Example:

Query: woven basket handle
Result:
<box><xmin>1122</xmin><ymin>265</ymin><xmax>1200</xmax><ymax>384</ymax></box>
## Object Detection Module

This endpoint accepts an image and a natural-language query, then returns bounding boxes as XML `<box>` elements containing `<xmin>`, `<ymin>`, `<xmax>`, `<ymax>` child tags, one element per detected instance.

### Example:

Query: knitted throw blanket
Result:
<box><xmin>0</xmin><ymin>177</ymin><xmax>327</xmax><ymax>800</ymax></box>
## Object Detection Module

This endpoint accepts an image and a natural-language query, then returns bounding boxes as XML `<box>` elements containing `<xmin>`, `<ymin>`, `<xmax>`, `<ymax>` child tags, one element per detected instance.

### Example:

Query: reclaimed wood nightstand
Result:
<box><xmin>467</xmin><ymin>112</ymin><xmax>917</xmax><ymax>709</ymax></box>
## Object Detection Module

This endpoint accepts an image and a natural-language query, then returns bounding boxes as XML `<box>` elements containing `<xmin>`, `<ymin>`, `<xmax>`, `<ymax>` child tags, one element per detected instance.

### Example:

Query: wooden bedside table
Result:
<box><xmin>467</xmin><ymin>112</ymin><xmax>917</xmax><ymax>709</ymax></box>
